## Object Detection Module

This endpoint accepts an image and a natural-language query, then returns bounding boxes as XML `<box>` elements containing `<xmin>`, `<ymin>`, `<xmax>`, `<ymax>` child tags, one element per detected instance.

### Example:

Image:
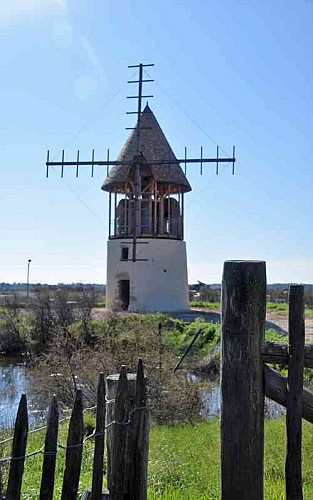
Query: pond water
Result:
<box><xmin>201</xmin><ymin>383</ymin><xmax>285</xmax><ymax>419</ymax></box>
<box><xmin>188</xmin><ymin>374</ymin><xmax>286</xmax><ymax>420</ymax></box>
<box><xmin>0</xmin><ymin>358</ymin><xmax>285</xmax><ymax>429</ymax></box>
<box><xmin>0</xmin><ymin>358</ymin><xmax>45</xmax><ymax>428</ymax></box>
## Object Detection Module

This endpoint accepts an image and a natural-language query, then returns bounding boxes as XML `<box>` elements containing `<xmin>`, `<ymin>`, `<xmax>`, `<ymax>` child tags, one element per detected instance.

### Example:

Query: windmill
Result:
<box><xmin>46</xmin><ymin>63</ymin><xmax>236</xmax><ymax>312</ymax></box>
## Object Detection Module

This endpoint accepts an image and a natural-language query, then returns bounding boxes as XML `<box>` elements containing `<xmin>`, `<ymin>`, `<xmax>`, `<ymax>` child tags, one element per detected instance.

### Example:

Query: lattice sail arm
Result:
<box><xmin>45</xmin><ymin>146</ymin><xmax>236</xmax><ymax>178</ymax></box>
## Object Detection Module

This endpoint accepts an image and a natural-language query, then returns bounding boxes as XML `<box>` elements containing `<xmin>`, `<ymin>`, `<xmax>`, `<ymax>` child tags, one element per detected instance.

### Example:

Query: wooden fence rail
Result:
<box><xmin>261</xmin><ymin>342</ymin><xmax>313</xmax><ymax>368</ymax></box>
<box><xmin>1</xmin><ymin>359</ymin><xmax>149</xmax><ymax>500</ymax></box>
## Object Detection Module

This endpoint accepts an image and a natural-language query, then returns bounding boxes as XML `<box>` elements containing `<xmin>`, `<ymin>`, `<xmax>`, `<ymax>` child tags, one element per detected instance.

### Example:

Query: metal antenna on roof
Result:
<box><xmin>45</xmin><ymin>63</ymin><xmax>236</xmax><ymax>180</ymax></box>
<box><xmin>126</xmin><ymin>63</ymin><xmax>154</xmax><ymax>261</ymax></box>
<box><xmin>127</xmin><ymin>63</ymin><xmax>154</xmax><ymax>152</ymax></box>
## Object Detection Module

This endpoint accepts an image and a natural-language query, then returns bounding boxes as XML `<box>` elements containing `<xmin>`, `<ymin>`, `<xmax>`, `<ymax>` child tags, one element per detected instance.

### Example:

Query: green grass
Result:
<box><xmin>1</xmin><ymin>417</ymin><xmax>312</xmax><ymax>498</ymax></box>
<box><xmin>190</xmin><ymin>301</ymin><xmax>220</xmax><ymax>309</ymax></box>
<box><xmin>305</xmin><ymin>308</ymin><xmax>313</xmax><ymax>319</ymax></box>
<box><xmin>265</xmin><ymin>328</ymin><xmax>288</xmax><ymax>343</ymax></box>
<box><xmin>148</xmin><ymin>418</ymin><xmax>313</xmax><ymax>499</ymax></box>
<box><xmin>266</xmin><ymin>302</ymin><xmax>287</xmax><ymax>312</ymax></box>
<box><xmin>163</xmin><ymin>317</ymin><xmax>220</xmax><ymax>358</ymax></box>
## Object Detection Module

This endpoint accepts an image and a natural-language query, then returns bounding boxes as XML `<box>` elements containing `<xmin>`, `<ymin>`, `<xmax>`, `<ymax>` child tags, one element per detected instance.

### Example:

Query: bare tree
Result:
<box><xmin>75</xmin><ymin>286</ymin><xmax>98</xmax><ymax>341</ymax></box>
<box><xmin>30</xmin><ymin>287</ymin><xmax>56</xmax><ymax>344</ymax></box>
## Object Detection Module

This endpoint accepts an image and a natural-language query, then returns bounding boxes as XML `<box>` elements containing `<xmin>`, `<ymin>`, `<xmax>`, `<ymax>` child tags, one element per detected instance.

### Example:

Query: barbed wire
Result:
<box><xmin>0</xmin><ymin>404</ymin><xmax>147</xmax><ymax>465</ymax></box>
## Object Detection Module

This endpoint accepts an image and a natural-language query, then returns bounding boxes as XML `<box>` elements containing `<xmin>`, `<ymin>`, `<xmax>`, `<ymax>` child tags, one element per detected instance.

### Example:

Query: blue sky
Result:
<box><xmin>1</xmin><ymin>0</ymin><xmax>312</xmax><ymax>285</ymax></box>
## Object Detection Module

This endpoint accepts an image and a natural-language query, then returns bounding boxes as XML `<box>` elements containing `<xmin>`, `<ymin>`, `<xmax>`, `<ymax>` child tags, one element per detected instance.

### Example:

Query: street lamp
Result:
<box><xmin>26</xmin><ymin>259</ymin><xmax>32</xmax><ymax>299</ymax></box>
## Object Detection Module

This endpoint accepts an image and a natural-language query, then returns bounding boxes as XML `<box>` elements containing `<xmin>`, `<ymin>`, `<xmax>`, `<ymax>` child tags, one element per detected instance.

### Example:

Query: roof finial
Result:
<box><xmin>143</xmin><ymin>102</ymin><xmax>152</xmax><ymax>113</ymax></box>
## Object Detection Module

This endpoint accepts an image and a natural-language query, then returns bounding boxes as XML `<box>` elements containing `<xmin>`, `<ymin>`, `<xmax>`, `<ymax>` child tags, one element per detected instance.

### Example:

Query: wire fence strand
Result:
<box><xmin>0</xmin><ymin>404</ymin><xmax>97</xmax><ymax>447</ymax></box>
<box><xmin>0</xmin><ymin>403</ymin><xmax>147</xmax><ymax>465</ymax></box>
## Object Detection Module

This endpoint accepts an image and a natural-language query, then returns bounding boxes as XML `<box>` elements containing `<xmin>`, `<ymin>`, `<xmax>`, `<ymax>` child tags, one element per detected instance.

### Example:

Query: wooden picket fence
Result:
<box><xmin>221</xmin><ymin>261</ymin><xmax>312</xmax><ymax>500</ymax></box>
<box><xmin>0</xmin><ymin>359</ymin><xmax>149</xmax><ymax>500</ymax></box>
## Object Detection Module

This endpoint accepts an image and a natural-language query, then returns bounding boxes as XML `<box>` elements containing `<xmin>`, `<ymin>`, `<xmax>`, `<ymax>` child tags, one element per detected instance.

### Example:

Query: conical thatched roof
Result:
<box><xmin>102</xmin><ymin>104</ymin><xmax>191</xmax><ymax>193</ymax></box>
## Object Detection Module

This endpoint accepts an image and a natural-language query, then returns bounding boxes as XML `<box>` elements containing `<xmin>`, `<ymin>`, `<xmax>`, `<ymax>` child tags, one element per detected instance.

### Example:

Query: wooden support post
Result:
<box><xmin>106</xmin><ymin>361</ymin><xmax>149</xmax><ymax>500</ymax></box>
<box><xmin>61</xmin><ymin>390</ymin><xmax>84</xmax><ymax>500</ymax></box>
<box><xmin>114</xmin><ymin>193</ymin><xmax>117</xmax><ymax>237</ymax></box>
<box><xmin>181</xmin><ymin>193</ymin><xmax>184</xmax><ymax>239</ymax></box>
<box><xmin>168</xmin><ymin>186</ymin><xmax>171</xmax><ymax>236</ymax></box>
<box><xmin>40</xmin><ymin>397</ymin><xmax>59</xmax><ymax>500</ymax></box>
<box><xmin>286</xmin><ymin>284</ymin><xmax>305</xmax><ymax>499</ymax></box>
<box><xmin>153</xmin><ymin>181</ymin><xmax>158</xmax><ymax>236</ymax></box>
<box><xmin>159</xmin><ymin>196</ymin><xmax>164</xmax><ymax>235</ymax></box>
<box><xmin>123</xmin><ymin>193</ymin><xmax>127</xmax><ymax>236</ymax></box>
<box><xmin>220</xmin><ymin>260</ymin><xmax>266</xmax><ymax>500</ymax></box>
<box><xmin>6</xmin><ymin>394</ymin><xmax>28</xmax><ymax>500</ymax></box>
<box><xmin>109</xmin><ymin>192</ymin><xmax>112</xmax><ymax>238</ymax></box>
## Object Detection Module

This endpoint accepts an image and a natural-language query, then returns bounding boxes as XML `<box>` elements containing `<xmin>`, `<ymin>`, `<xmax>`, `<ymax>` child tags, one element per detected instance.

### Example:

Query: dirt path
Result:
<box><xmin>265</xmin><ymin>310</ymin><xmax>313</xmax><ymax>341</ymax></box>
<box><xmin>179</xmin><ymin>308</ymin><xmax>313</xmax><ymax>341</ymax></box>
<box><xmin>92</xmin><ymin>307</ymin><xmax>313</xmax><ymax>341</ymax></box>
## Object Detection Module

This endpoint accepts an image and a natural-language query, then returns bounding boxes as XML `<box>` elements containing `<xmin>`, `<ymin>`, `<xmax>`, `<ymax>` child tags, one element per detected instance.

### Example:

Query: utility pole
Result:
<box><xmin>26</xmin><ymin>259</ymin><xmax>31</xmax><ymax>299</ymax></box>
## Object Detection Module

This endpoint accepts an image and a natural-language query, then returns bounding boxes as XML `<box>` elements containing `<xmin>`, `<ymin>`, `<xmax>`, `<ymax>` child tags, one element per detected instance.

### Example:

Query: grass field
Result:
<box><xmin>149</xmin><ymin>419</ymin><xmax>313</xmax><ymax>499</ymax></box>
<box><xmin>190</xmin><ymin>300</ymin><xmax>313</xmax><ymax>319</ymax></box>
<box><xmin>1</xmin><ymin>417</ymin><xmax>312</xmax><ymax>498</ymax></box>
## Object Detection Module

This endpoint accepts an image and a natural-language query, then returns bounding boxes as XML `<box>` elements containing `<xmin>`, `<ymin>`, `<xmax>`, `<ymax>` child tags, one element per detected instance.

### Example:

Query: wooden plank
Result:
<box><xmin>107</xmin><ymin>365</ymin><xmax>131</xmax><ymax>500</ymax></box>
<box><xmin>91</xmin><ymin>373</ymin><xmax>106</xmax><ymax>500</ymax></box>
<box><xmin>125</xmin><ymin>359</ymin><xmax>149</xmax><ymax>500</ymax></box>
<box><xmin>264</xmin><ymin>365</ymin><xmax>313</xmax><ymax>423</ymax></box>
<box><xmin>286</xmin><ymin>285</ymin><xmax>305</xmax><ymax>499</ymax></box>
<box><xmin>6</xmin><ymin>394</ymin><xmax>28</xmax><ymax>500</ymax></box>
<box><xmin>107</xmin><ymin>369</ymin><xmax>140</xmax><ymax>500</ymax></box>
<box><xmin>261</xmin><ymin>342</ymin><xmax>313</xmax><ymax>368</ymax></box>
<box><xmin>61</xmin><ymin>389</ymin><xmax>84</xmax><ymax>500</ymax></box>
<box><xmin>40</xmin><ymin>397</ymin><xmax>59</xmax><ymax>500</ymax></box>
<box><xmin>220</xmin><ymin>261</ymin><xmax>266</xmax><ymax>500</ymax></box>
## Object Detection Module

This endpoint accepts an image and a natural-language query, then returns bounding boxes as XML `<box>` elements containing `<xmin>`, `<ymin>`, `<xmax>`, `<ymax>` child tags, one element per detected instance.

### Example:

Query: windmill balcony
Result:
<box><xmin>109</xmin><ymin>215</ymin><xmax>183</xmax><ymax>240</ymax></box>
<box><xmin>108</xmin><ymin>193</ymin><xmax>184</xmax><ymax>240</ymax></box>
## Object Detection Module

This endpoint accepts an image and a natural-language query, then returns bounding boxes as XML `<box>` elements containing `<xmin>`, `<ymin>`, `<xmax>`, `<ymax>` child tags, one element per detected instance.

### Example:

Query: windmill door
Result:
<box><xmin>119</xmin><ymin>279</ymin><xmax>130</xmax><ymax>310</ymax></box>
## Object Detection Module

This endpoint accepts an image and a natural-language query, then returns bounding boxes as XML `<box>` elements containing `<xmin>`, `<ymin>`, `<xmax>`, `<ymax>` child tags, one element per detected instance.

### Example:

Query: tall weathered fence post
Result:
<box><xmin>106</xmin><ymin>360</ymin><xmax>149</xmax><ymax>500</ymax></box>
<box><xmin>220</xmin><ymin>260</ymin><xmax>266</xmax><ymax>500</ymax></box>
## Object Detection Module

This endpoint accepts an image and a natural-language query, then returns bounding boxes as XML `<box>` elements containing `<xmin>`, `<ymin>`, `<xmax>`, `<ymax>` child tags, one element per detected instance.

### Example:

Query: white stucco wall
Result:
<box><xmin>106</xmin><ymin>238</ymin><xmax>189</xmax><ymax>312</ymax></box>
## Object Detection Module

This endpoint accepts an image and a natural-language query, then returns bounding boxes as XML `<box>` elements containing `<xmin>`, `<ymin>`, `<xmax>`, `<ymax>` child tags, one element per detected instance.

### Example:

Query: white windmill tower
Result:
<box><xmin>45</xmin><ymin>63</ymin><xmax>235</xmax><ymax>312</ymax></box>
<box><xmin>102</xmin><ymin>102</ymin><xmax>191</xmax><ymax>312</ymax></box>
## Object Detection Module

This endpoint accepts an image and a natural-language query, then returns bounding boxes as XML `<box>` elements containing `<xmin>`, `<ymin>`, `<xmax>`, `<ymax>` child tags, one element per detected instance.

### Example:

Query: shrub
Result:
<box><xmin>30</xmin><ymin>314</ymin><xmax>203</xmax><ymax>424</ymax></box>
